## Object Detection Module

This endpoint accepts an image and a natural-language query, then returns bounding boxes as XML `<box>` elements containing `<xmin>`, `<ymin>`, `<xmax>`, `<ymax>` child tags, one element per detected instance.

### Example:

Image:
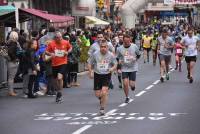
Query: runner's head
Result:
<box><xmin>55</xmin><ymin>31</ymin><xmax>63</xmax><ymax>43</ymax></box>
<box><xmin>100</xmin><ymin>39</ymin><xmax>108</xmax><ymax>55</ymax></box>
<box><xmin>161</xmin><ymin>28</ymin><xmax>168</xmax><ymax>39</ymax></box>
<box><xmin>123</xmin><ymin>34</ymin><xmax>131</xmax><ymax>47</ymax></box>
<box><xmin>97</xmin><ymin>31</ymin><xmax>104</xmax><ymax>44</ymax></box>
<box><xmin>118</xmin><ymin>33</ymin><xmax>124</xmax><ymax>44</ymax></box>
<box><xmin>187</xmin><ymin>27</ymin><xmax>194</xmax><ymax>38</ymax></box>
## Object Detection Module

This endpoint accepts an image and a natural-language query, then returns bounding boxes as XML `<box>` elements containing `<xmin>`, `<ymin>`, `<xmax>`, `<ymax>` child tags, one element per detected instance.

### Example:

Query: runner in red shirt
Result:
<box><xmin>46</xmin><ymin>31</ymin><xmax>72</xmax><ymax>103</ymax></box>
<box><xmin>174</xmin><ymin>37</ymin><xmax>184</xmax><ymax>72</ymax></box>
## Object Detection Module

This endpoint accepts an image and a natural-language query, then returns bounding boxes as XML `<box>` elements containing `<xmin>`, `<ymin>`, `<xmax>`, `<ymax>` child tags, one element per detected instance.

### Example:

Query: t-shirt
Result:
<box><xmin>116</xmin><ymin>44</ymin><xmax>140</xmax><ymax>72</ymax></box>
<box><xmin>88</xmin><ymin>51</ymin><xmax>117</xmax><ymax>74</ymax></box>
<box><xmin>46</xmin><ymin>40</ymin><xmax>72</xmax><ymax>67</ymax></box>
<box><xmin>143</xmin><ymin>36</ymin><xmax>152</xmax><ymax>48</ymax></box>
<box><xmin>182</xmin><ymin>35</ymin><xmax>199</xmax><ymax>56</ymax></box>
<box><xmin>158</xmin><ymin>36</ymin><xmax>174</xmax><ymax>56</ymax></box>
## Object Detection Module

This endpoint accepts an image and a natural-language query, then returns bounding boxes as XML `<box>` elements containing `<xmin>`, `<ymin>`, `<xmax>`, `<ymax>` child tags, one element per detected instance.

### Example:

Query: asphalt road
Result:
<box><xmin>0</xmin><ymin>54</ymin><xmax>200</xmax><ymax>134</ymax></box>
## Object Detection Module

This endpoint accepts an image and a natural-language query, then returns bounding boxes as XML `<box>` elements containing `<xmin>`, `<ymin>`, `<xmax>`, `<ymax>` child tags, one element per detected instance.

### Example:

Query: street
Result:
<box><xmin>1</xmin><ymin>55</ymin><xmax>200</xmax><ymax>134</ymax></box>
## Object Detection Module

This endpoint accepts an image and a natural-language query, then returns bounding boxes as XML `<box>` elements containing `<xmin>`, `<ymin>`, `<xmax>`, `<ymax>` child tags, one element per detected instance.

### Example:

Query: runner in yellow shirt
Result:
<box><xmin>142</xmin><ymin>32</ymin><xmax>152</xmax><ymax>63</ymax></box>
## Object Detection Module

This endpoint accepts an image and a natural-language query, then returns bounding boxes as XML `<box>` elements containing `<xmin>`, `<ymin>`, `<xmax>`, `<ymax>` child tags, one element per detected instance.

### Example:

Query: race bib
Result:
<box><xmin>97</xmin><ymin>63</ymin><xmax>109</xmax><ymax>72</ymax></box>
<box><xmin>176</xmin><ymin>49</ymin><xmax>182</xmax><ymax>54</ymax></box>
<box><xmin>124</xmin><ymin>55</ymin><xmax>136</xmax><ymax>64</ymax></box>
<box><xmin>55</xmin><ymin>49</ymin><xmax>65</xmax><ymax>57</ymax></box>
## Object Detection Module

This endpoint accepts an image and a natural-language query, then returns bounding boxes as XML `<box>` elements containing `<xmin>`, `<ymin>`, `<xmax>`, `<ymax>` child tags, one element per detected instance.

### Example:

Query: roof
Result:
<box><xmin>0</xmin><ymin>8</ymin><xmax>74</xmax><ymax>27</ymax></box>
<box><xmin>0</xmin><ymin>5</ymin><xmax>16</xmax><ymax>15</ymax></box>
<box><xmin>20</xmin><ymin>8</ymin><xmax>74</xmax><ymax>23</ymax></box>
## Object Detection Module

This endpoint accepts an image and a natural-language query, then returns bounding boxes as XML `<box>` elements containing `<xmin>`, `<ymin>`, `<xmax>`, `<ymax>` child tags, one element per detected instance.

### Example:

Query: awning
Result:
<box><xmin>0</xmin><ymin>8</ymin><xmax>74</xmax><ymax>27</ymax></box>
<box><xmin>0</xmin><ymin>5</ymin><xmax>16</xmax><ymax>15</ymax></box>
<box><xmin>20</xmin><ymin>8</ymin><xmax>74</xmax><ymax>27</ymax></box>
<box><xmin>85</xmin><ymin>16</ymin><xmax>110</xmax><ymax>25</ymax></box>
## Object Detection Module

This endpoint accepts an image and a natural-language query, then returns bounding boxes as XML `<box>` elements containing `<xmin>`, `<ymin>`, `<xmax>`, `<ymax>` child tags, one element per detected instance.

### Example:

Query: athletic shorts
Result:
<box><xmin>94</xmin><ymin>73</ymin><xmax>111</xmax><ymax>90</ymax></box>
<box><xmin>143</xmin><ymin>47</ymin><xmax>151</xmax><ymax>52</ymax></box>
<box><xmin>185</xmin><ymin>56</ymin><xmax>197</xmax><ymax>63</ymax></box>
<box><xmin>159</xmin><ymin>54</ymin><xmax>171</xmax><ymax>63</ymax></box>
<box><xmin>52</xmin><ymin>64</ymin><xmax>67</xmax><ymax>78</ymax></box>
<box><xmin>122</xmin><ymin>71</ymin><xmax>137</xmax><ymax>81</ymax></box>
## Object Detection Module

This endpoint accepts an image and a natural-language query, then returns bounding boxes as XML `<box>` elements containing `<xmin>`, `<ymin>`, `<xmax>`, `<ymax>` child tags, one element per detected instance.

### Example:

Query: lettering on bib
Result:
<box><xmin>176</xmin><ymin>49</ymin><xmax>182</xmax><ymax>54</ymax></box>
<box><xmin>55</xmin><ymin>49</ymin><xmax>65</xmax><ymax>57</ymax></box>
<box><xmin>97</xmin><ymin>62</ymin><xmax>109</xmax><ymax>72</ymax></box>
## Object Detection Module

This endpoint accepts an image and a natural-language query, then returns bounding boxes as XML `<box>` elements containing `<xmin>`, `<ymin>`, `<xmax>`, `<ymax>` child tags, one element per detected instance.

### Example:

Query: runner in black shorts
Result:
<box><xmin>88</xmin><ymin>39</ymin><xmax>117</xmax><ymax>115</ymax></box>
<box><xmin>116</xmin><ymin>35</ymin><xmax>141</xmax><ymax>103</ymax></box>
<box><xmin>45</xmin><ymin>31</ymin><xmax>72</xmax><ymax>103</ymax></box>
<box><xmin>182</xmin><ymin>28</ymin><xmax>200</xmax><ymax>83</ymax></box>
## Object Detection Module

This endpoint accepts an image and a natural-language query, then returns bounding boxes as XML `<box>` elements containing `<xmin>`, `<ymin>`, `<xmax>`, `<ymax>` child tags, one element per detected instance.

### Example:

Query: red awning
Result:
<box><xmin>19</xmin><ymin>8</ymin><xmax>74</xmax><ymax>26</ymax></box>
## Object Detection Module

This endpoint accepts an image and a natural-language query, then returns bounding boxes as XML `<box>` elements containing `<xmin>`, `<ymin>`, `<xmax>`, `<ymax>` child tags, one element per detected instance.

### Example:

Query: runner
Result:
<box><xmin>181</xmin><ymin>28</ymin><xmax>200</xmax><ymax>83</ymax></box>
<box><xmin>88</xmin><ymin>31</ymin><xmax>115</xmax><ymax>57</ymax></box>
<box><xmin>174</xmin><ymin>37</ymin><xmax>184</xmax><ymax>72</ymax></box>
<box><xmin>88</xmin><ymin>31</ymin><xmax>115</xmax><ymax>90</ymax></box>
<box><xmin>116</xmin><ymin>33</ymin><xmax>124</xmax><ymax>89</ymax></box>
<box><xmin>88</xmin><ymin>39</ymin><xmax>117</xmax><ymax>116</ymax></box>
<box><xmin>151</xmin><ymin>33</ymin><xmax>158</xmax><ymax>66</ymax></box>
<box><xmin>142</xmin><ymin>32</ymin><xmax>152</xmax><ymax>63</ymax></box>
<box><xmin>45</xmin><ymin>31</ymin><xmax>72</xmax><ymax>103</ymax></box>
<box><xmin>116</xmin><ymin>34</ymin><xmax>141</xmax><ymax>103</ymax></box>
<box><xmin>157</xmin><ymin>29</ymin><xmax>174</xmax><ymax>82</ymax></box>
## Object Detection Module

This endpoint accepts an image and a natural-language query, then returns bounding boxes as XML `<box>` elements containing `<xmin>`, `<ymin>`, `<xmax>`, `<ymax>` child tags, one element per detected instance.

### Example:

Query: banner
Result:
<box><xmin>165</xmin><ymin>0</ymin><xmax>200</xmax><ymax>4</ymax></box>
<box><xmin>175</xmin><ymin>0</ymin><xmax>199</xmax><ymax>4</ymax></box>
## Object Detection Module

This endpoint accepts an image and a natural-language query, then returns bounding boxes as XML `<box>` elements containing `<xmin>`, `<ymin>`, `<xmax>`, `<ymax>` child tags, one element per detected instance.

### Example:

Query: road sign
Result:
<box><xmin>97</xmin><ymin>0</ymin><xmax>104</xmax><ymax>9</ymax></box>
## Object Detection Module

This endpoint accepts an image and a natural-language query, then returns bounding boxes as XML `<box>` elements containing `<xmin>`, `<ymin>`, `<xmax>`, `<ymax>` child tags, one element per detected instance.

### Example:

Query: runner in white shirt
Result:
<box><xmin>116</xmin><ymin>35</ymin><xmax>141</xmax><ymax>103</ymax></box>
<box><xmin>88</xmin><ymin>39</ymin><xmax>117</xmax><ymax>116</ymax></box>
<box><xmin>182</xmin><ymin>28</ymin><xmax>200</xmax><ymax>83</ymax></box>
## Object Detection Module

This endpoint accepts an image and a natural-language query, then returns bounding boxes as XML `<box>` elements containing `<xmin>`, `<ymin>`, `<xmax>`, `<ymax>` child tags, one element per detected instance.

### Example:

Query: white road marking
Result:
<box><xmin>145</xmin><ymin>85</ymin><xmax>154</xmax><ymax>90</ymax></box>
<box><xmin>153</xmin><ymin>80</ymin><xmax>160</xmax><ymax>85</ymax></box>
<box><xmin>106</xmin><ymin>109</ymin><xmax>118</xmax><ymax>115</ymax></box>
<box><xmin>129</xmin><ymin>99</ymin><xmax>134</xmax><ymax>103</ymax></box>
<box><xmin>72</xmin><ymin>125</ymin><xmax>92</xmax><ymax>134</ymax></box>
<box><xmin>118</xmin><ymin>103</ymin><xmax>127</xmax><ymax>107</ymax></box>
<box><xmin>135</xmin><ymin>91</ymin><xmax>146</xmax><ymax>97</ymax></box>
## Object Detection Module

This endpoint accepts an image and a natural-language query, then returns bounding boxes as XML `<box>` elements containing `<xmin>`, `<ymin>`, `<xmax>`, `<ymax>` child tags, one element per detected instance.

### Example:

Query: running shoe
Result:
<box><xmin>99</xmin><ymin>109</ymin><xmax>105</xmax><ymax>116</ymax></box>
<box><xmin>189</xmin><ymin>77</ymin><xmax>193</xmax><ymax>84</ymax></box>
<box><xmin>56</xmin><ymin>92</ymin><xmax>63</xmax><ymax>103</ymax></box>
<box><xmin>131</xmin><ymin>86</ymin><xmax>135</xmax><ymax>91</ymax></box>
<box><xmin>125</xmin><ymin>97</ymin><xmax>130</xmax><ymax>103</ymax></box>
<box><xmin>56</xmin><ymin>97</ymin><xmax>63</xmax><ymax>103</ymax></box>
<box><xmin>169</xmin><ymin>65</ymin><xmax>173</xmax><ymax>70</ymax></box>
<box><xmin>160</xmin><ymin>77</ymin><xmax>164</xmax><ymax>83</ymax></box>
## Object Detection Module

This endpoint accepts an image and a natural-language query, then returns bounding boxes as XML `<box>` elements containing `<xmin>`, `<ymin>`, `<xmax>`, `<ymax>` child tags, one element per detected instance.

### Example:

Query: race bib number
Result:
<box><xmin>124</xmin><ymin>55</ymin><xmax>136</xmax><ymax>64</ymax></box>
<box><xmin>176</xmin><ymin>49</ymin><xmax>182</xmax><ymax>54</ymax></box>
<box><xmin>55</xmin><ymin>49</ymin><xmax>65</xmax><ymax>57</ymax></box>
<box><xmin>97</xmin><ymin>63</ymin><xmax>109</xmax><ymax>72</ymax></box>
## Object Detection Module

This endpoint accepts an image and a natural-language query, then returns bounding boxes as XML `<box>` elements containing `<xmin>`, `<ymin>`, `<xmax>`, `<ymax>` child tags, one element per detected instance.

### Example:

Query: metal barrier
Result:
<box><xmin>0</xmin><ymin>56</ymin><xmax>7</xmax><ymax>87</ymax></box>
